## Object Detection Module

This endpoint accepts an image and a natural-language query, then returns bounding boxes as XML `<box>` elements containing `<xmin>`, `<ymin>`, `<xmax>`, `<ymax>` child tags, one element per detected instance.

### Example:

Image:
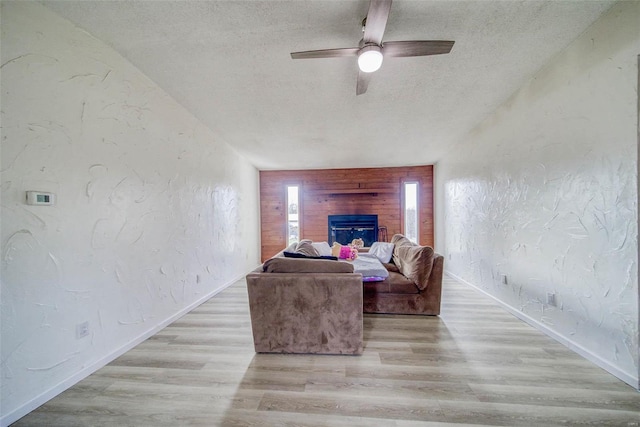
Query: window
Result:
<box><xmin>286</xmin><ymin>185</ymin><xmax>299</xmax><ymax>245</ymax></box>
<box><xmin>403</xmin><ymin>181</ymin><xmax>418</xmax><ymax>243</ymax></box>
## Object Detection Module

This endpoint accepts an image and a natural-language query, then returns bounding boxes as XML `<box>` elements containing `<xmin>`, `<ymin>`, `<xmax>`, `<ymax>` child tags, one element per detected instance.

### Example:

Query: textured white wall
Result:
<box><xmin>435</xmin><ymin>2</ymin><xmax>639</xmax><ymax>387</ymax></box>
<box><xmin>0</xmin><ymin>2</ymin><xmax>260</xmax><ymax>423</ymax></box>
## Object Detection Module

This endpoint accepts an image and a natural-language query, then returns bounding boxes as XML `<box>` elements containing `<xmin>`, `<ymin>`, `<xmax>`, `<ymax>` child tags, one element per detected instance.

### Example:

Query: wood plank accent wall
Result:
<box><xmin>260</xmin><ymin>166</ymin><xmax>434</xmax><ymax>261</ymax></box>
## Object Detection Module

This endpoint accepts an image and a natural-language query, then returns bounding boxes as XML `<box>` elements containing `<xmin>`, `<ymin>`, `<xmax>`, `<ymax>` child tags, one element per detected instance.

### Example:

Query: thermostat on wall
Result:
<box><xmin>26</xmin><ymin>191</ymin><xmax>55</xmax><ymax>206</ymax></box>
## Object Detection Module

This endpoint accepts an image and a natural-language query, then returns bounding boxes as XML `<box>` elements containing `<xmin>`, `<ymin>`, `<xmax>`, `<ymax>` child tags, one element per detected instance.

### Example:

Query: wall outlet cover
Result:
<box><xmin>76</xmin><ymin>321</ymin><xmax>90</xmax><ymax>339</ymax></box>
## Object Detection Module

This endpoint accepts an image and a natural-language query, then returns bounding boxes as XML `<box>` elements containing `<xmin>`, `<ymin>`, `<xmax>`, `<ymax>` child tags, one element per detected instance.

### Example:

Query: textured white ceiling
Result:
<box><xmin>44</xmin><ymin>0</ymin><xmax>615</xmax><ymax>170</ymax></box>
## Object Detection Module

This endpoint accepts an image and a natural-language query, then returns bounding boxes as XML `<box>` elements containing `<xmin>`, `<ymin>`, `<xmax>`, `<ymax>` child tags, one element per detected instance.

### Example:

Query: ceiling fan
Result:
<box><xmin>291</xmin><ymin>0</ymin><xmax>454</xmax><ymax>95</ymax></box>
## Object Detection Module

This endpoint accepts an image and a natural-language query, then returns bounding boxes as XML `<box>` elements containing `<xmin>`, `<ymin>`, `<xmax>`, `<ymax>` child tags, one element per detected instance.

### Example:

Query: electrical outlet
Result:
<box><xmin>76</xmin><ymin>321</ymin><xmax>90</xmax><ymax>339</ymax></box>
<box><xmin>546</xmin><ymin>293</ymin><xmax>557</xmax><ymax>307</ymax></box>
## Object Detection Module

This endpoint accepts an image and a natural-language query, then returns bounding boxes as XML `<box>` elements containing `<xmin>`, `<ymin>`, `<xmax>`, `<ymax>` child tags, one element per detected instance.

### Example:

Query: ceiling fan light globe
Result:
<box><xmin>358</xmin><ymin>46</ymin><xmax>383</xmax><ymax>73</ymax></box>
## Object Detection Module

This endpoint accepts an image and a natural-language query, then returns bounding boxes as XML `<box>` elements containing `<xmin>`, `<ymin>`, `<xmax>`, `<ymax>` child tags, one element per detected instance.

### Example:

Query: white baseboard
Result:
<box><xmin>1</xmin><ymin>271</ymin><xmax>251</xmax><ymax>427</ymax></box>
<box><xmin>445</xmin><ymin>270</ymin><xmax>639</xmax><ymax>391</ymax></box>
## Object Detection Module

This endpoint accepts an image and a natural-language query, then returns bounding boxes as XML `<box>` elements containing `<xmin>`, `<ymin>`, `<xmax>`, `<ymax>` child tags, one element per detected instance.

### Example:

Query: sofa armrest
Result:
<box><xmin>427</xmin><ymin>255</ymin><xmax>444</xmax><ymax>290</ymax></box>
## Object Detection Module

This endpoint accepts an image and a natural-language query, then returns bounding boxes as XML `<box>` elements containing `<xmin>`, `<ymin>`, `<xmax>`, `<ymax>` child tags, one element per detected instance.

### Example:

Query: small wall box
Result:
<box><xmin>26</xmin><ymin>191</ymin><xmax>55</xmax><ymax>206</ymax></box>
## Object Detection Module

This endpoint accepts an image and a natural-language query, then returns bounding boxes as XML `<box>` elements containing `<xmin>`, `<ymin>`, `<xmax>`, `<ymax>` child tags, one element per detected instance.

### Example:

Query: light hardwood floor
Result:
<box><xmin>15</xmin><ymin>276</ymin><xmax>640</xmax><ymax>426</ymax></box>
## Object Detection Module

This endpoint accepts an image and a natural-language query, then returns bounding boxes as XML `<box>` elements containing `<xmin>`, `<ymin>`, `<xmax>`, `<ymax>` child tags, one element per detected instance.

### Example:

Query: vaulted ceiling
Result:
<box><xmin>44</xmin><ymin>0</ymin><xmax>615</xmax><ymax>170</ymax></box>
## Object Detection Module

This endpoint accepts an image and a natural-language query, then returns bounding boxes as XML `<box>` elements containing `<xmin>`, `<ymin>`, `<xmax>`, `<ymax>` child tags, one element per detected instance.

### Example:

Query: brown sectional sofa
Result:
<box><xmin>245</xmin><ymin>234</ymin><xmax>443</xmax><ymax>354</ymax></box>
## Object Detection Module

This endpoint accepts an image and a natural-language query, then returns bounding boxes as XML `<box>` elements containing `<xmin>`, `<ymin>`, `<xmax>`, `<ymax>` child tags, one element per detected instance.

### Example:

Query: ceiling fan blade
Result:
<box><xmin>291</xmin><ymin>47</ymin><xmax>359</xmax><ymax>59</ymax></box>
<box><xmin>363</xmin><ymin>0</ymin><xmax>392</xmax><ymax>45</ymax></box>
<box><xmin>382</xmin><ymin>40</ymin><xmax>455</xmax><ymax>57</ymax></box>
<box><xmin>356</xmin><ymin>71</ymin><xmax>372</xmax><ymax>96</ymax></box>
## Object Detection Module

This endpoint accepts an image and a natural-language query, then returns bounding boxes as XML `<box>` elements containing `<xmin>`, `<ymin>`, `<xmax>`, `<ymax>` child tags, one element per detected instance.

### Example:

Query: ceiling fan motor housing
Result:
<box><xmin>358</xmin><ymin>44</ymin><xmax>384</xmax><ymax>73</ymax></box>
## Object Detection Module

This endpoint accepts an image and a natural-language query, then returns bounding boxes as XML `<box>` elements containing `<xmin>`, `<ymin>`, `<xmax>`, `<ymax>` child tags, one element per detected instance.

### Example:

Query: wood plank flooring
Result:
<box><xmin>14</xmin><ymin>276</ymin><xmax>640</xmax><ymax>426</ymax></box>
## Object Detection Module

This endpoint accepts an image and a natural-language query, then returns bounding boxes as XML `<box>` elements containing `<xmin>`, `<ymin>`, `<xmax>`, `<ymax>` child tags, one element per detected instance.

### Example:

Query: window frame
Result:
<box><xmin>285</xmin><ymin>184</ymin><xmax>301</xmax><ymax>246</ymax></box>
<box><xmin>400</xmin><ymin>179</ymin><xmax>420</xmax><ymax>244</ymax></box>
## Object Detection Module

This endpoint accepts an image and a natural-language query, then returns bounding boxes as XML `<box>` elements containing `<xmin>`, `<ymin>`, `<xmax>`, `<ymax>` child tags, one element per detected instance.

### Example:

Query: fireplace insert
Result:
<box><xmin>328</xmin><ymin>214</ymin><xmax>378</xmax><ymax>247</ymax></box>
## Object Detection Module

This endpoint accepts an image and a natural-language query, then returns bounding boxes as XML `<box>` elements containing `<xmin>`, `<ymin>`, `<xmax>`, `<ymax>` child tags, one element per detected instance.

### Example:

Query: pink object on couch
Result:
<box><xmin>339</xmin><ymin>245</ymin><xmax>354</xmax><ymax>260</ymax></box>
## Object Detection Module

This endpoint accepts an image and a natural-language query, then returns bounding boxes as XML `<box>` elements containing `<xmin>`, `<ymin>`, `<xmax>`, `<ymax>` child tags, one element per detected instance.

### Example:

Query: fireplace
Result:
<box><xmin>328</xmin><ymin>215</ymin><xmax>378</xmax><ymax>247</ymax></box>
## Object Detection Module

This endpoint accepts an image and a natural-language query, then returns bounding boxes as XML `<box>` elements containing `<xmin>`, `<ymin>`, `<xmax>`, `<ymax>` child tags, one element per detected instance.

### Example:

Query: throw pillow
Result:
<box><xmin>368</xmin><ymin>241</ymin><xmax>394</xmax><ymax>263</ymax></box>
<box><xmin>311</xmin><ymin>241</ymin><xmax>332</xmax><ymax>257</ymax></box>
<box><xmin>295</xmin><ymin>240</ymin><xmax>320</xmax><ymax>257</ymax></box>
<box><xmin>284</xmin><ymin>242</ymin><xmax>297</xmax><ymax>253</ymax></box>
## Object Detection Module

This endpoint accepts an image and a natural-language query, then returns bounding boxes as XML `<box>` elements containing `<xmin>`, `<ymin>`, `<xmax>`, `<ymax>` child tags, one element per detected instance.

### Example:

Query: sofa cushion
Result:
<box><xmin>363</xmin><ymin>272</ymin><xmax>419</xmax><ymax>294</ymax></box>
<box><xmin>263</xmin><ymin>257</ymin><xmax>354</xmax><ymax>273</ymax></box>
<box><xmin>369</xmin><ymin>241</ymin><xmax>394</xmax><ymax>263</ymax></box>
<box><xmin>311</xmin><ymin>241</ymin><xmax>332</xmax><ymax>256</ymax></box>
<box><xmin>295</xmin><ymin>240</ymin><xmax>320</xmax><ymax>257</ymax></box>
<box><xmin>363</xmin><ymin>281</ymin><xmax>389</xmax><ymax>293</ymax></box>
<box><xmin>387</xmin><ymin>272</ymin><xmax>420</xmax><ymax>294</ymax></box>
<box><xmin>390</xmin><ymin>234</ymin><xmax>434</xmax><ymax>291</ymax></box>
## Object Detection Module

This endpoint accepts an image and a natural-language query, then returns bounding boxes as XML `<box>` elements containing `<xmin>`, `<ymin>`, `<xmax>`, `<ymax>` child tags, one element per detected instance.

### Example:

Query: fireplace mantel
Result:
<box><xmin>309</xmin><ymin>188</ymin><xmax>395</xmax><ymax>196</ymax></box>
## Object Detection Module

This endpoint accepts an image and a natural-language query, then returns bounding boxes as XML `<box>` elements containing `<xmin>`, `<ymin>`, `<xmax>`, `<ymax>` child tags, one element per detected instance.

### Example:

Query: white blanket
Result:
<box><xmin>351</xmin><ymin>253</ymin><xmax>389</xmax><ymax>281</ymax></box>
